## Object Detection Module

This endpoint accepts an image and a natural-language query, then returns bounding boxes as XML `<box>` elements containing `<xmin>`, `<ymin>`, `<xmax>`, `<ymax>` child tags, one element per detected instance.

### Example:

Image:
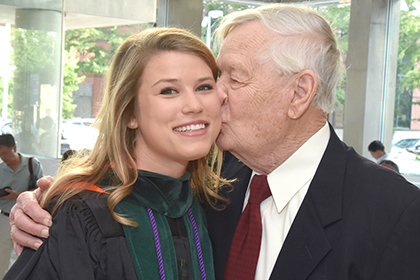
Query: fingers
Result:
<box><xmin>10</xmin><ymin>204</ymin><xmax>47</xmax><ymax>252</ymax></box>
<box><xmin>36</xmin><ymin>176</ymin><xmax>54</xmax><ymax>194</ymax></box>
<box><xmin>12</xmin><ymin>202</ymin><xmax>51</xmax><ymax>235</ymax></box>
<box><xmin>16</xmin><ymin>189</ymin><xmax>52</xmax><ymax>226</ymax></box>
<box><xmin>10</xmin><ymin>221</ymin><xmax>44</xmax><ymax>252</ymax></box>
<box><xmin>8</xmin><ymin>176</ymin><xmax>54</xmax><ymax>253</ymax></box>
<box><xmin>13</xmin><ymin>242</ymin><xmax>23</xmax><ymax>256</ymax></box>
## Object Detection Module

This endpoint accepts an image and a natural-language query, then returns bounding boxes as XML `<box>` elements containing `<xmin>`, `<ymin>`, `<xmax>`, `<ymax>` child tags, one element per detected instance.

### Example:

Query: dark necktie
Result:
<box><xmin>223</xmin><ymin>175</ymin><xmax>272</xmax><ymax>280</ymax></box>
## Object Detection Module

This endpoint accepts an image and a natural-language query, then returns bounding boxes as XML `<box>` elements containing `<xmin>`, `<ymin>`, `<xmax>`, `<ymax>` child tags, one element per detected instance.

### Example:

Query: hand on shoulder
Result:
<box><xmin>9</xmin><ymin>176</ymin><xmax>53</xmax><ymax>254</ymax></box>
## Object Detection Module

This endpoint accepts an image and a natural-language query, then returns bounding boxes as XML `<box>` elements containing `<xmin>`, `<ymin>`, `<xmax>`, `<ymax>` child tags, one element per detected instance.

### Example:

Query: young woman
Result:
<box><xmin>5</xmin><ymin>27</ymin><xmax>228</xmax><ymax>280</ymax></box>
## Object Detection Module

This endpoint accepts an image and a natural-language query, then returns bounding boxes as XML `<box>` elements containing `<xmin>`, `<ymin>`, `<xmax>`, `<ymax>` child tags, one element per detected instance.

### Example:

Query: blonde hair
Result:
<box><xmin>216</xmin><ymin>4</ymin><xmax>343</xmax><ymax>113</ymax></box>
<box><xmin>43</xmin><ymin>28</ymin><xmax>228</xmax><ymax>226</ymax></box>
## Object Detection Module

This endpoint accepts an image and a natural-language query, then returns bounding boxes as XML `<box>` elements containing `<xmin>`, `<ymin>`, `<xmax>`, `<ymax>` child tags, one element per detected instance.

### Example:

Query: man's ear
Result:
<box><xmin>288</xmin><ymin>70</ymin><xmax>318</xmax><ymax>119</ymax></box>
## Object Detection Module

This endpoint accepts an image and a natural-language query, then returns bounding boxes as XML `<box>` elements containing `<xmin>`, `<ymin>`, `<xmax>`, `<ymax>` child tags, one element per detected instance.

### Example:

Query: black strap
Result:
<box><xmin>28</xmin><ymin>157</ymin><xmax>33</xmax><ymax>175</ymax></box>
<box><xmin>27</xmin><ymin>157</ymin><xmax>38</xmax><ymax>191</ymax></box>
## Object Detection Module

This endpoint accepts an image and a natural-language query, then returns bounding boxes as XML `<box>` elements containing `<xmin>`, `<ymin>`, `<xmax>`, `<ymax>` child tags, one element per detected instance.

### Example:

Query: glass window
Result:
<box><xmin>0</xmin><ymin>0</ymin><xmax>64</xmax><ymax>158</ymax></box>
<box><xmin>60</xmin><ymin>24</ymin><xmax>152</xmax><ymax>154</ymax></box>
<box><xmin>391</xmin><ymin>0</ymin><xmax>420</xmax><ymax>177</ymax></box>
<box><xmin>317</xmin><ymin>4</ymin><xmax>350</xmax><ymax>136</ymax></box>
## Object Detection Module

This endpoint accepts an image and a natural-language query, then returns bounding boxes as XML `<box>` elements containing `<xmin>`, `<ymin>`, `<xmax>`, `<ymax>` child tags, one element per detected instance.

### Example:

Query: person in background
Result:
<box><xmin>368</xmin><ymin>140</ymin><xmax>391</xmax><ymax>163</ymax></box>
<box><xmin>5</xmin><ymin>27</ymin><xmax>227</xmax><ymax>280</ymax></box>
<box><xmin>379</xmin><ymin>159</ymin><xmax>400</xmax><ymax>174</ymax></box>
<box><xmin>38</xmin><ymin>116</ymin><xmax>57</xmax><ymax>157</ymax></box>
<box><xmin>0</xmin><ymin>134</ymin><xmax>43</xmax><ymax>277</ymax></box>
<box><xmin>60</xmin><ymin>149</ymin><xmax>77</xmax><ymax>163</ymax></box>
<box><xmin>9</xmin><ymin>4</ymin><xmax>420</xmax><ymax>280</ymax></box>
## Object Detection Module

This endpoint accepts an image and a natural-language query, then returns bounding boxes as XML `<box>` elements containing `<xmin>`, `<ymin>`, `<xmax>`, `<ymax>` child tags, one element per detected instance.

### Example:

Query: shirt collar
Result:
<box><xmin>0</xmin><ymin>153</ymin><xmax>27</xmax><ymax>171</ymax></box>
<box><xmin>262</xmin><ymin>122</ymin><xmax>330</xmax><ymax>213</ymax></box>
<box><xmin>376</xmin><ymin>153</ymin><xmax>388</xmax><ymax>163</ymax></box>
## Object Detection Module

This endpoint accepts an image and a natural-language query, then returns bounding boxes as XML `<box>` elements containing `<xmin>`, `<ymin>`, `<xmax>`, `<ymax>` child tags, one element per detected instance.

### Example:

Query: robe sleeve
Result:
<box><xmin>4</xmin><ymin>194</ymin><xmax>137</xmax><ymax>280</ymax></box>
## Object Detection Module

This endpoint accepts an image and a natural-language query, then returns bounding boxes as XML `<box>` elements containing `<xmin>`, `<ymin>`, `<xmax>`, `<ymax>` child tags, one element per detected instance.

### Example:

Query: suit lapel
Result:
<box><xmin>270</xmin><ymin>125</ymin><xmax>346</xmax><ymax>279</ymax></box>
<box><xmin>218</xmin><ymin>151</ymin><xmax>253</xmax><ymax>223</ymax></box>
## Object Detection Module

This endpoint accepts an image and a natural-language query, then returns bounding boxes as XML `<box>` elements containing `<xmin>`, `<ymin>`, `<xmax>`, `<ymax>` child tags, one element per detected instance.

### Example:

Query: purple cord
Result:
<box><xmin>148</xmin><ymin>208</ymin><xmax>166</xmax><ymax>280</ymax></box>
<box><xmin>188</xmin><ymin>208</ymin><xmax>206</xmax><ymax>280</ymax></box>
<box><xmin>147</xmin><ymin>208</ymin><xmax>206</xmax><ymax>280</ymax></box>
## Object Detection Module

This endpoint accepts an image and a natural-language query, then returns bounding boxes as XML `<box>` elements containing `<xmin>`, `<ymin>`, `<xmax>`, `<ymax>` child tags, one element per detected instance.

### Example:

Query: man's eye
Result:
<box><xmin>230</xmin><ymin>77</ymin><xmax>245</xmax><ymax>89</ymax></box>
<box><xmin>196</xmin><ymin>84</ymin><xmax>214</xmax><ymax>91</ymax></box>
<box><xmin>160</xmin><ymin>88</ymin><xmax>176</xmax><ymax>95</ymax></box>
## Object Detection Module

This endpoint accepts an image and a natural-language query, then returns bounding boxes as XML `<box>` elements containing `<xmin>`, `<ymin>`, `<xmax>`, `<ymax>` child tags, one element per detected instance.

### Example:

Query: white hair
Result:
<box><xmin>216</xmin><ymin>4</ymin><xmax>343</xmax><ymax>113</ymax></box>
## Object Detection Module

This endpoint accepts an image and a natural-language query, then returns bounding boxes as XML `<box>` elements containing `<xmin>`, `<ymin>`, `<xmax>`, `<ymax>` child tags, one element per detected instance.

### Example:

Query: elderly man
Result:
<box><xmin>9</xmin><ymin>4</ymin><xmax>420</xmax><ymax>280</ymax></box>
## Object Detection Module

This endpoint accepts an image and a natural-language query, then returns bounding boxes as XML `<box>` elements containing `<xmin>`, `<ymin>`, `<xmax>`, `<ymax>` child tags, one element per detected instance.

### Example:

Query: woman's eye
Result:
<box><xmin>160</xmin><ymin>88</ymin><xmax>177</xmax><ymax>95</ymax></box>
<box><xmin>196</xmin><ymin>84</ymin><xmax>214</xmax><ymax>91</ymax></box>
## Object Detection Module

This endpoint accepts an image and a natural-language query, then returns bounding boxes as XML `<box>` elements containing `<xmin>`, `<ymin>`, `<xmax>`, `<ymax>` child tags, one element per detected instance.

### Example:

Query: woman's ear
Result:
<box><xmin>288</xmin><ymin>69</ymin><xmax>318</xmax><ymax>119</ymax></box>
<box><xmin>128</xmin><ymin>118</ymin><xmax>138</xmax><ymax>129</ymax></box>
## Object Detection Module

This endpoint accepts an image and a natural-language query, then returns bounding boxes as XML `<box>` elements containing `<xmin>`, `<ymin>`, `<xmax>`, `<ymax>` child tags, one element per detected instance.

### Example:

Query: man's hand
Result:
<box><xmin>9</xmin><ymin>176</ymin><xmax>53</xmax><ymax>255</ymax></box>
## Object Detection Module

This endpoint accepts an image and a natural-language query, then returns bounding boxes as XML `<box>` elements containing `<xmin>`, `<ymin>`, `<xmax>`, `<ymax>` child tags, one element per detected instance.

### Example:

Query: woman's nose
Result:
<box><xmin>182</xmin><ymin>91</ymin><xmax>204</xmax><ymax>114</ymax></box>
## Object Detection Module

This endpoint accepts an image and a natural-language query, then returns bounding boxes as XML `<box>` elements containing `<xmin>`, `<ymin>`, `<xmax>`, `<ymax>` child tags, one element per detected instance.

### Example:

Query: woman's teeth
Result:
<box><xmin>174</xmin><ymin>123</ymin><xmax>206</xmax><ymax>132</ymax></box>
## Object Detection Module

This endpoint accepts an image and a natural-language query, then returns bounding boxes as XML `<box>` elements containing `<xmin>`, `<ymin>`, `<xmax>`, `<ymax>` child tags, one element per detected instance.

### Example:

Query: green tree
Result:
<box><xmin>62</xmin><ymin>24</ymin><xmax>151</xmax><ymax>119</ymax></box>
<box><xmin>318</xmin><ymin>4</ymin><xmax>351</xmax><ymax>112</ymax></box>
<box><xmin>62</xmin><ymin>47</ymin><xmax>85</xmax><ymax>119</ymax></box>
<box><xmin>65</xmin><ymin>27</ymin><xmax>120</xmax><ymax>75</ymax></box>
<box><xmin>395</xmin><ymin>0</ymin><xmax>420</xmax><ymax>127</ymax></box>
<box><xmin>9</xmin><ymin>28</ymin><xmax>82</xmax><ymax>120</ymax></box>
<box><xmin>0</xmin><ymin>77</ymin><xmax>13</xmax><ymax>118</ymax></box>
<box><xmin>12</xmin><ymin>28</ymin><xmax>60</xmax><ymax>125</ymax></box>
<box><xmin>202</xmin><ymin>0</ymin><xmax>255</xmax><ymax>55</ymax></box>
<box><xmin>65</xmin><ymin>24</ymin><xmax>151</xmax><ymax>75</ymax></box>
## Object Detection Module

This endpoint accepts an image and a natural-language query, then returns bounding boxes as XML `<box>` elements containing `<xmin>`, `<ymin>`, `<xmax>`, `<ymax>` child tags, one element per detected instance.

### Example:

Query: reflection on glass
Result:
<box><xmin>318</xmin><ymin>4</ymin><xmax>350</xmax><ymax>131</ymax></box>
<box><xmin>13</xmin><ymin>28</ymin><xmax>61</xmax><ymax>157</ymax></box>
<box><xmin>0</xmin><ymin>1</ymin><xmax>63</xmax><ymax>158</ymax></box>
<box><xmin>391</xmin><ymin>0</ymin><xmax>420</xmax><ymax>178</ymax></box>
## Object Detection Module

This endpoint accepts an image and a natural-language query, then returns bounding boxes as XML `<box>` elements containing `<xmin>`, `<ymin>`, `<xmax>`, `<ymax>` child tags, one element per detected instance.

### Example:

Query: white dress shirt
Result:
<box><xmin>242</xmin><ymin>122</ymin><xmax>330</xmax><ymax>280</ymax></box>
<box><xmin>376</xmin><ymin>153</ymin><xmax>392</xmax><ymax>163</ymax></box>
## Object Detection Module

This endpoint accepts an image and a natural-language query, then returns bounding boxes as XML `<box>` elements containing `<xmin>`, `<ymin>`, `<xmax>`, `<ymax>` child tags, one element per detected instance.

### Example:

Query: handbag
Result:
<box><xmin>28</xmin><ymin>157</ymin><xmax>38</xmax><ymax>191</ymax></box>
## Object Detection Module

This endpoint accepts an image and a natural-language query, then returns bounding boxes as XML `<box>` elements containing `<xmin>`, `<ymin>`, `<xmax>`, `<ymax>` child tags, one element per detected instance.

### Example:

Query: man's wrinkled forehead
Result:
<box><xmin>216</xmin><ymin>43</ymin><xmax>245</xmax><ymax>75</ymax></box>
<box><xmin>217</xmin><ymin>21</ymin><xmax>270</xmax><ymax>65</ymax></box>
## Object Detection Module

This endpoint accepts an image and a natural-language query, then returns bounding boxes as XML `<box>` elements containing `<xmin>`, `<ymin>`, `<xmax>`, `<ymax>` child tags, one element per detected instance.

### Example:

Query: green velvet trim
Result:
<box><xmin>123</xmin><ymin>170</ymin><xmax>193</xmax><ymax>218</ymax></box>
<box><xmin>115</xmin><ymin>170</ymin><xmax>215</xmax><ymax>280</ymax></box>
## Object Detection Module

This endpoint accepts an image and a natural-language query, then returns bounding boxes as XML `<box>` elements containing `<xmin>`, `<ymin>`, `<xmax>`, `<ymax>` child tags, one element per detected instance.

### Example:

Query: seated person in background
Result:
<box><xmin>0</xmin><ymin>134</ymin><xmax>43</xmax><ymax>278</ymax></box>
<box><xmin>368</xmin><ymin>140</ymin><xmax>391</xmax><ymax>163</ymax></box>
<box><xmin>4</xmin><ymin>27</ymin><xmax>228</xmax><ymax>280</ymax></box>
<box><xmin>379</xmin><ymin>159</ymin><xmax>400</xmax><ymax>174</ymax></box>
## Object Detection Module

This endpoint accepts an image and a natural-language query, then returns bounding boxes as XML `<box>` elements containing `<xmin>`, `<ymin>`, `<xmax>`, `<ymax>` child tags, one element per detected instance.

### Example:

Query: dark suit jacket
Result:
<box><xmin>204</xmin><ymin>125</ymin><xmax>420</xmax><ymax>280</ymax></box>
